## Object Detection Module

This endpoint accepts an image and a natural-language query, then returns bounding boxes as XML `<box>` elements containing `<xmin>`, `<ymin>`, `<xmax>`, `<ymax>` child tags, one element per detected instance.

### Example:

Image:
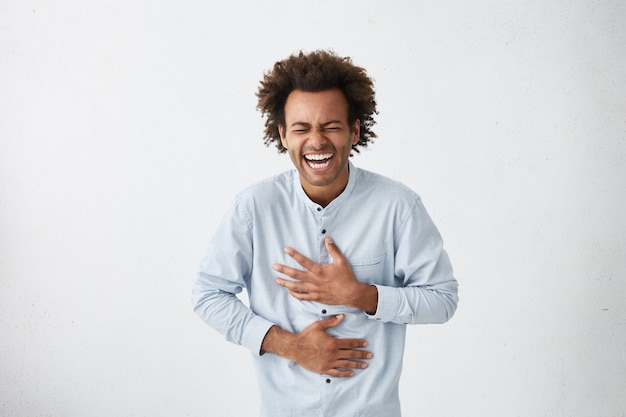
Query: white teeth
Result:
<box><xmin>307</xmin><ymin>160</ymin><xmax>331</xmax><ymax>169</ymax></box>
<box><xmin>304</xmin><ymin>153</ymin><xmax>333</xmax><ymax>161</ymax></box>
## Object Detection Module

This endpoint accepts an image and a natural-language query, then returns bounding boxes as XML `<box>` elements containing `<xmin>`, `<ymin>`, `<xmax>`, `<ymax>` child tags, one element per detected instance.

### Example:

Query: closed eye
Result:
<box><xmin>289</xmin><ymin>121</ymin><xmax>344</xmax><ymax>134</ymax></box>
<box><xmin>321</xmin><ymin>120</ymin><xmax>344</xmax><ymax>132</ymax></box>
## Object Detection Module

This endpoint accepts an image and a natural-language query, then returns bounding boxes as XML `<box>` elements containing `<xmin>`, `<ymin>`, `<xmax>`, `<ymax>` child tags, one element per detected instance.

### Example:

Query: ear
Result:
<box><xmin>351</xmin><ymin>119</ymin><xmax>361</xmax><ymax>145</ymax></box>
<box><xmin>278</xmin><ymin>125</ymin><xmax>288</xmax><ymax>149</ymax></box>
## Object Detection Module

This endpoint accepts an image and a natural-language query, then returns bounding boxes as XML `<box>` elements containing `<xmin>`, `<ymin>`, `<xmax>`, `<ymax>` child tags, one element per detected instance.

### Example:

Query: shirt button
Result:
<box><xmin>326</xmin><ymin>378</ymin><xmax>331</xmax><ymax>384</ymax></box>
<box><xmin>321</xmin><ymin>309</ymin><xmax>327</xmax><ymax>314</ymax></box>
<box><xmin>321</xmin><ymin>229</ymin><xmax>326</xmax><ymax>234</ymax></box>
<box><xmin>317</xmin><ymin>207</ymin><xmax>322</xmax><ymax>212</ymax></box>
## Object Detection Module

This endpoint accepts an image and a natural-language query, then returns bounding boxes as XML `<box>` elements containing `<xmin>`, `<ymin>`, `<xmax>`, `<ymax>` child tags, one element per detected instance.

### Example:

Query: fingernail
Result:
<box><xmin>366</xmin><ymin>353</ymin><xmax>373</xmax><ymax>359</ymax></box>
<box><xmin>326</xmin><ymin>237</ymin><xmax>333</xmax><ymax>244</ymax></box>
<box><xmin>272</xmin><ymin>264</ymin><xmax>279</xmax><ymax>271</ymax></box>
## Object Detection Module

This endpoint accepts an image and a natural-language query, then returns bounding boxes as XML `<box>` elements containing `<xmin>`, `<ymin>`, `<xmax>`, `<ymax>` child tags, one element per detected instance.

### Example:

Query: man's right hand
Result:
<box><xmin>260</xmin><ymin>314</ymin><xmax>372</xmax><ymax>377</ymax></box>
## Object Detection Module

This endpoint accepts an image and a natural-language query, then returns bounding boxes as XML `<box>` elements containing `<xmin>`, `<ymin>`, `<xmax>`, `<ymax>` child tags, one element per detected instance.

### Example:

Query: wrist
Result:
<box><xmin>347</xmin><ymin>283</ymin><xmax>378</xmax><ymax>314</ymax></box>
<box><xmin>261</xmin><ymin>325</ymin><xmax>297</xmax><ymax>359</ymax></box>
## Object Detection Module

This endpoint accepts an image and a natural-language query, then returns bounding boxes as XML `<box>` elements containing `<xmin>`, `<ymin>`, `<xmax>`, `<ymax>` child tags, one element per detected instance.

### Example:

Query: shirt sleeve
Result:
<box><xmin>367</xmin><ymin>196</ymin><xmax>459</xmax><ymax>324</ymax></box>
<box><xmin>192</xmin><ymin>197</ymin><xmax>275</xmax><ymax>355</ymax></box>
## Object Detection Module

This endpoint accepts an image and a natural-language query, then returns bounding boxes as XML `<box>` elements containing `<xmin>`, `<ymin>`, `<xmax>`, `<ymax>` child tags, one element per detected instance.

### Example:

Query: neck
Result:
<box><xmin>300</xmin><ymin>167</ymin><xmax>350</xmax><ymax>208</ymax></box>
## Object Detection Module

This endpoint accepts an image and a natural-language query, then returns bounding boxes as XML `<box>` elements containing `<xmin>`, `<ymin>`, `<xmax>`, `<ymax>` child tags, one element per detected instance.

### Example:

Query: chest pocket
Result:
<box><xmin>349</xmin><ymin>253</ymin><xmax>387</xmax><ymax>285</ymax></box>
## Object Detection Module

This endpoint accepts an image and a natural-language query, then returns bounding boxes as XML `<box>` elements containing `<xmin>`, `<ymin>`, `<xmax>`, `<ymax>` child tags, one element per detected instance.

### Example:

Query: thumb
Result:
<box><xmin>324</xmin><ymin>236</ymin><xmax>344</xmax><ymax>261</ymax></box>
<box><xmin>319</xmin><ymin>313</ymin><xmax>344</xmax><ymax>329</ymax></box>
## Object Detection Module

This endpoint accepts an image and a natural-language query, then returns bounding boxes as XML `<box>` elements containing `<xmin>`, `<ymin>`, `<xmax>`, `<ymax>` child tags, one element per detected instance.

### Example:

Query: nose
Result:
<box><xmin>308</xmin><ymin>127</ymin><xmax>327</xmax><ymax>148</ymax></box>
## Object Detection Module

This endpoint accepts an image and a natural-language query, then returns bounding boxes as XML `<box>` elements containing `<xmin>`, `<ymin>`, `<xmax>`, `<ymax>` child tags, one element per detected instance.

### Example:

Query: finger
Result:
<box><xmin>334</xmin><ymin>359</ymin><xmax>369</xmax><ymax>369</ymax></box>
<box><xmin>337</xmin><ymin>348</ymin><xmax>373</xmax><ymax>360</ymax></box>
<box><xmin>316</xmin><ymin>314</ymin><xmax>345</xmax><ymax>330</ymax></box>
<box><xmin>272</xmin><ymin>263</ymin><xmax>305</xmax><ymax>281</ymax></box>
<box><xmin>324</xmin><ymin>236</ymin><xmax>345</xmax><ymax>261</ymax></box>
<box><xmin>284</xmin><ymin>246</ymin><xmax>317</xmax><ymax>270</ymax></box>
<box><xmin>324</xmin><ymin>236</ymin><xmax>346</xmax><ymax>263</ymax></box>
<box><xmin>288</xmin><ymin>290</ymin><xmax>318</xmax><ymax>301</ymax></box>
<box><xmin>324</xmin><ymin>368</ymin><xmax>356</xmax><ymax>378</ymax></box>
<box><xmin>336</xmin><ymin>338</ymin><xmax>370</xmax><ymax>351</ymax></box>
<box><xmin>275</xmin><ymin>278</ymin><xmax>306</xmax><ymax>293</ymax></box>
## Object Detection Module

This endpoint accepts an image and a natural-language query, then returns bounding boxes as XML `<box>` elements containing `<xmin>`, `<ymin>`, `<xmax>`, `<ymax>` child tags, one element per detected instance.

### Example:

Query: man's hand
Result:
<box><xmin>261</xmin><ymin>314</ymin><xmax>372</xmax><ymax>377</ymax></box>
<box><xmin>272</xmin><ymin>237</ymin><xmax>378</xmax><ymax>313</ymax></box>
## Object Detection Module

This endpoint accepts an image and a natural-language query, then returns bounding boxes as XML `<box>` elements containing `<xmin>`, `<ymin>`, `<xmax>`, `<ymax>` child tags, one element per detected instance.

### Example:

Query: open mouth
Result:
<box><xmin>304</xmin><ymin>153</ymin><xmax>334</xmax><ymax>169</ymax></box>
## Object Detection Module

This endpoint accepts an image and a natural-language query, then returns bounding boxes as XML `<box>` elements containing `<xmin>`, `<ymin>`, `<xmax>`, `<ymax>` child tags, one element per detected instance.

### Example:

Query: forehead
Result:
<box><xmin>283</xmin><ymin>89</ymin><xmax>349</xmax><ymax>122</ymax></box>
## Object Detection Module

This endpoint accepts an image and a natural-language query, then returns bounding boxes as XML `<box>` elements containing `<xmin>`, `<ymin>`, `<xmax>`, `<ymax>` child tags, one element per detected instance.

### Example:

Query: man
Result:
<box><xmin>192</xmin><ymin>50</ymin><xmax>458</xmax><ymax>417</ymax></box>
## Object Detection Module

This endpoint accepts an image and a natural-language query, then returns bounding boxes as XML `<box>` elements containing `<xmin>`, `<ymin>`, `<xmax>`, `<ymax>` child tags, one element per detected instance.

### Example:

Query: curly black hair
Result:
<box><xmin>256</xmin><ymin>50</ymin><xmax>378</xmax><ymax>154</ymax></box>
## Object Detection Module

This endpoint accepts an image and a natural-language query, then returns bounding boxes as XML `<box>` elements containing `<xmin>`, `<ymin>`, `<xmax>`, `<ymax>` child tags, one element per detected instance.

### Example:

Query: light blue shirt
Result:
<box><xmin>192</xmin><ymin>162</ymin><xmax>458</xmax><ymax>417</ymax></box>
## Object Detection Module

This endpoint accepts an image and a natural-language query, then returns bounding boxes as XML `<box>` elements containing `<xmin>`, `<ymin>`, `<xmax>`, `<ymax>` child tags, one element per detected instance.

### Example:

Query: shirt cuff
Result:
<box><xmin>366</xmin><ymin>284</ymin><xmax>398</xmax><ymax>323</ymax></box>
<box><xmin>241</xmin><ymin>315</ymin><xmax>276</xmax><ymax>356</ymax></box>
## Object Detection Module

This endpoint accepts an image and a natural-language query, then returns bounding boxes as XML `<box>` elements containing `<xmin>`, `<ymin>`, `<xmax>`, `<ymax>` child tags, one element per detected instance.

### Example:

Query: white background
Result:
<box><xmin>1</xmin><ymin>1</ymin><xmax>625</xmax><ymax>416</ymax></box>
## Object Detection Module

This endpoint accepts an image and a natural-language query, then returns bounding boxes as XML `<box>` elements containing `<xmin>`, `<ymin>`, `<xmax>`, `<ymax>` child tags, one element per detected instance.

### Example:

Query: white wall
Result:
<box><xmin>1</xmin><ymin>1</ymin><xmax>625</xmax><ymax>416</ymax></box>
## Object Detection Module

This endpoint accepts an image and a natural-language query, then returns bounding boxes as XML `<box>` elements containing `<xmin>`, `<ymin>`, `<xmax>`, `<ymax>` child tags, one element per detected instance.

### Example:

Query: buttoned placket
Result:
<box><xmin>314</xmin><ymin>203</ymin><xmax>333</xmax><ymax>318</ymax></box>
<box><xmin>317</xmin><ymin>209</ymin><xmax>330</xmax><ymax>263</ymax></box>
<box><xmin>313</xmin><ymin>204</ymin><xmax>336</xmax><ymax>391</ymax></box>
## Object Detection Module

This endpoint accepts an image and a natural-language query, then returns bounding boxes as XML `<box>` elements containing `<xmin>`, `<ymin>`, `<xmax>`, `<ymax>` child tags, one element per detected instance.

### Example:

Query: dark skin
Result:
<box><xmin>273</xmin><ymin>237</ymin><xmax>378</xmax><ymax>314</ymax></box>
<box><xmin>260</xmin><ymin>89</ymin><xmax>379</xmax><ymax>377</ymax></box>
<box><xmin>262</xmin><ymin>237</ymin><xmax>379</xmax><ymax>377</ymax></box>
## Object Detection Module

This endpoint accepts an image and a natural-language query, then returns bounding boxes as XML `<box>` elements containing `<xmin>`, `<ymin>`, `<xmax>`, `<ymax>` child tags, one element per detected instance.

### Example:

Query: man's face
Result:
<box><xmin>279</xmin><ymin>89</ymin><xmax>360</xmax><ymax>205</ymax></box>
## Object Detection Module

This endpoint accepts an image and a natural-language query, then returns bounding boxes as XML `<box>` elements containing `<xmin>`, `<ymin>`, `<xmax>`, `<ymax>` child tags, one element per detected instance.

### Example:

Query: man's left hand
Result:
<box><xmin>273</xmin><ymin>237</ymin><xmax>378</xmax><ymax>312</ymax></box>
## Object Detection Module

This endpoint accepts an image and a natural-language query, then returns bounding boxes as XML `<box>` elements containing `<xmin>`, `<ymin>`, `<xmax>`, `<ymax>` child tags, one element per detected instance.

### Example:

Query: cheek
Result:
<box><xmin>287</xmin><ymin>147</ymin><xmax>301</xmax><ymax>164</ymax></box>
<box><xmin>342</xmin><ymin>136</ymin><xmax>357</xmax><ymax>152</ymax></box>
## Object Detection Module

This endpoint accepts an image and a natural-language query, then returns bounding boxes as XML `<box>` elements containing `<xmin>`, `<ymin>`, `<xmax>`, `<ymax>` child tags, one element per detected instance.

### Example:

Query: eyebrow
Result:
<box><xmin>289</xmin><ymin>120</ymin><xmax>344</xmax><ymax>128</ymax></box>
